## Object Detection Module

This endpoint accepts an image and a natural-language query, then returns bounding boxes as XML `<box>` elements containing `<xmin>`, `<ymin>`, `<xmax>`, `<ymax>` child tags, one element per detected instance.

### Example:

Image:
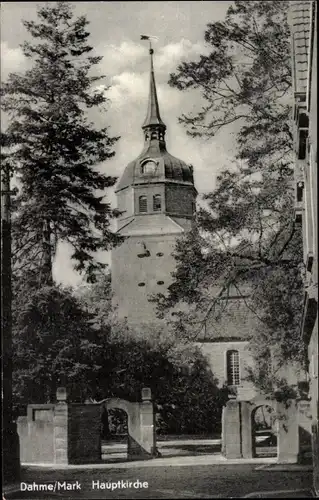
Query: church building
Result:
<box><xmin>111</xmin><ymin>45</ymin><xmax>257</xmax><ymax>399</ymax></box>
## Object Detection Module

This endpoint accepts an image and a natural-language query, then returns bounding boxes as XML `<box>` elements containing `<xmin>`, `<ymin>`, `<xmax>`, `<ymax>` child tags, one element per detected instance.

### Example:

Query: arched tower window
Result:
<box><xmin>153</xmin><ymin>194</ymin><xmax>161</xmax><ymax>212</ymax></box>
<box><xmin>141</xmin><ymin>160</ymin><xmax>157</xmax><ymax>175</ymax></box>
<box><xmin>139</xmin><ymin>196</ymin><xmax>148</xmax><ymax>213</ymax></box>
<box><xmin>226</xmin><ymin>350</ymin><xmax>240</xmax><ymax>386</ymax></box>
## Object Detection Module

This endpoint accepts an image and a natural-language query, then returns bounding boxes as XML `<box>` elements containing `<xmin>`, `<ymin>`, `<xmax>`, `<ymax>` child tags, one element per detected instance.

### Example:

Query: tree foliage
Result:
<box><xmin>156</xmin><ymin>0</ymin><xmax>305</xmax><ymax>395</ymax></box>
<box><xmin>12</xmin><ymin>269</ymin><xmax>227</xmax><ymax>434</ymax></box>
<box><xmin>169</xmin><ymin>0</ymin><xmax>292</xmax><ymax>166</ymax></box>
<box><xmin>1</xmin><ymin>1</ymin><xmax>120</xmax><ymax>285</ymax></box>
<box><xmin>12</xmin><ymin>273</ymin><xmax>105</xmax><ymax>414</ymax></box>
<box><xmin>74</xmin><ymin>270</ymin><xmax>112</xmax><ymax>329</ymax></box>
<box><xmin>89</xmin><ymin>333</ymin><xmax>228</xmax><ymax>435</ymax></box>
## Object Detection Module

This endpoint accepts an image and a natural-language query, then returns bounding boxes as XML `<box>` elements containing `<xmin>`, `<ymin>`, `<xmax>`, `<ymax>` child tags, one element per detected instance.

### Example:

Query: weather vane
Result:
<box><xmin>140</xmin><ymin>34</ymin><xmax>158</xmax><ymax>54</ymax></box>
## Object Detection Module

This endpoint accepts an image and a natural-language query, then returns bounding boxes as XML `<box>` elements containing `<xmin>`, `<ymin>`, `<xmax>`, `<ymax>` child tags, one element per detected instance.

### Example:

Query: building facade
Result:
<box><xmin>289</xmin><ymin>0</ymin><xmax>318</xmax><ymax>493</ymax></box>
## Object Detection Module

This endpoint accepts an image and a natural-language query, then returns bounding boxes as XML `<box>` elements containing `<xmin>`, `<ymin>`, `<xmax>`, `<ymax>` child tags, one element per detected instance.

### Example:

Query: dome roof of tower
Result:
<box><xmin>115</xmin><ymin>145</ymin><xmax>195</xmax><ymax>192</ymax></box>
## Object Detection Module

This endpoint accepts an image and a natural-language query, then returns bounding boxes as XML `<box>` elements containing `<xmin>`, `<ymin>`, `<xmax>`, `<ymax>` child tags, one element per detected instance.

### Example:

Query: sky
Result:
<box><xmin>1</xmin><ymin>1</ymin><xmax>237</xmax><ymax>286</ymax></box>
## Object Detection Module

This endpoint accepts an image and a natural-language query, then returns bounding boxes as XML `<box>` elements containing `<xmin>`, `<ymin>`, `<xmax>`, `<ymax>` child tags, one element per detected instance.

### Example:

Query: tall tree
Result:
<box><xmin>167</xmin><ymin>0</ymin><xmax>294</xmax><ymax>264</ymax></box>
<box><xmin>156</xmin><ymin>0</ymin><xmax>305</xmax><ymax>395</ymax></box>
<box><xmin>1</xmin><ymin>1</ymin><xmax>120</xmax><ymax>285</ymax></box>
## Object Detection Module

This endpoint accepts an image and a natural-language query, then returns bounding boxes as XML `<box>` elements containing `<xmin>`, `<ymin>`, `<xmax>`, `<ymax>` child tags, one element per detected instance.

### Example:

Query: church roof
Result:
<box><xmin>115</xmin><ymin>149</ymin><xmax>195</xmax><ymax>192</ymax></box>
<box><xmin>115</xmin><ymin>45</ymin><xmax>195</xmax><ymax>193</ymax></box>
<box><xmin>117</xmin><ymin>214</ymin><xmax>191</xmax><ymax>235</ymax></box>
<box><xmin>196</xmin><ymin>295</ymin><xmax>259</xmax><ymax>342</ymax></box>
<box><xmin>171</xmin><ymin>285</ymin><xmax>260</xmax><ymax>343</ymax></box>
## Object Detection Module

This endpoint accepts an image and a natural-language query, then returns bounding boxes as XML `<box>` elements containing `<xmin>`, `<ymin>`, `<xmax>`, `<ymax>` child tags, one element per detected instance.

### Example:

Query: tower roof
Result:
<box><xmin>142</xmin><ymin>48</ymin><xmax>166</xmax><ymax>128</ymax></box>
<box><xmin>115</xmin><ymin>42</ymin><xmax>195</xmax><ymax>194</ymax></box>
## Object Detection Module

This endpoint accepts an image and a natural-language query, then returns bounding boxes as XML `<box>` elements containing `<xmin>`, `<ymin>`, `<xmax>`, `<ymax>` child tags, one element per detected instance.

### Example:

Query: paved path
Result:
<box><xmin>101</xmin><ymin>439</ymin><xmax>223</xmax><ymax>460</ymax></box>
<box><xmin>103</xmin><ymin>440</ymin><xmax>221</xmax><ymax>449</ymax></box>
<box><xmin>20</xmin><ymin>454</ymin><xmax>278</xmax><ymax>469</ymax></box>
<box><xmin>242</xmin><ymin>489</ymin><xmax>313</xmax><ymax>498</ymax></box>
<box><xmin>101</xmin><ymin>438</ymin><xmax>275</xmax><ymax>461</ymax></box>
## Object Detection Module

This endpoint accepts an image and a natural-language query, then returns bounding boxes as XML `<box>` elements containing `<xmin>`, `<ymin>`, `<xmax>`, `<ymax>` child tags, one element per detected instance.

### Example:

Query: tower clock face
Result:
<box><xmin>142</xmin><ymin>160</ymin><xmax>157</xmax><ymax>174</ymax></box>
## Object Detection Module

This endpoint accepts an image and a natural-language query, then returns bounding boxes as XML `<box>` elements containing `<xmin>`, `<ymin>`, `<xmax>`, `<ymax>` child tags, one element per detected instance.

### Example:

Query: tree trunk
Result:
<box><xmin>1</xmin><ymin>166</ymin><xmax>21</xmax><ymax>483</ymax></box>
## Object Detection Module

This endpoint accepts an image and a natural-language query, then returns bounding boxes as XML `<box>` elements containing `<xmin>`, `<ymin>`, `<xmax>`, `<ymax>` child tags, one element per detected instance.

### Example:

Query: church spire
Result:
<box><xmin>141</xmin><ymin>37</ymin><xmax>166</xmax><ymax>144</ymax></box>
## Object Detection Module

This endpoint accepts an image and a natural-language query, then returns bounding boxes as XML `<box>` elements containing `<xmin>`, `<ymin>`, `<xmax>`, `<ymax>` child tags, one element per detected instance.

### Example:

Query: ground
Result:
<box><xmin>4</xmin><ymin>464</ymin><xmax>313</xmax><ymax>499</ymax></box>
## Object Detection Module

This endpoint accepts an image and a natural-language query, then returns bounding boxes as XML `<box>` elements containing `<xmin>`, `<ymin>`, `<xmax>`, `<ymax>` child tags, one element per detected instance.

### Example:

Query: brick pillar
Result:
<box><xmin>277</xmin><ymin>400</ymin><xmax>299</xmax><ymax>464</ymax></box>
<box><xmin>241</xmin><ymin>402</ymin><xmax>253</xmax><ymax>458</ymax></box>
<box><xmin>223</xmin><ymin>400</ymin><xmax>242</xmax><ymax>459</ymax></box>
<box><xmin>140</xmin><ymin>388</ymin><xmax>156</xmax><ymax>456</ymax></box>
<box><xmin>53</xmin><ymin>388</ymin><xmax>68</xmax><ymax>464</ymax></box>
<box><xmin>221</xmin><ymin>406</ymin><xmax>227</xmax><ymax>457</ymax></box>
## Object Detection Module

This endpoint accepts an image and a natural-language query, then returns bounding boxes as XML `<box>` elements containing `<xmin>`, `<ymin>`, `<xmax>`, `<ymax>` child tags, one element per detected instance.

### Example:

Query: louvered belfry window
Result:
<box><xmin>227</xmin><ymin>350</ymin><xmax>240</xmax><ymax>386</ymax></box>
<box><xmin>153</xmin><ymin>194</ymin><xmax>161</xmax><ymax>212</ymax></box>
<box><xmin>139</xmin><ymin>196</ymin><xmax>147</xmax><ymax>213</ymax></box>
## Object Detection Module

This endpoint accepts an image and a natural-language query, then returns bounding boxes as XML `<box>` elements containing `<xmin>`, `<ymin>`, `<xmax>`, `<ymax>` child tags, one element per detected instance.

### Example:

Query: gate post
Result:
<box><xmin>140</xmin><ymin>388</ymin><xmax>156</xmax><ymax>456</ymax></box>
<box><xmin>222</xmin><ymin>400</ymin><xmax>242</xmax><ymax>459</ymax></box>
<box><xmin>241</xmin><ymin>402</ymin><xmax>253</xmax><ymax>458</ymax></box>
<box><xmin>53</xmin><ymin>388</ymin><xmax>69</xmax><ymax>464</ymax></box>
<box><xmin>277</xmin><ymin>400</ymin><xmax>299</xmax><ymax>463</ymax></box>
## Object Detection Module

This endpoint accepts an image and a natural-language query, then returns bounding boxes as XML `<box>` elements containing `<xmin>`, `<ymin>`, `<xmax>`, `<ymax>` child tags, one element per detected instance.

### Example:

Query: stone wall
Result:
<box><xmin>68</xmin><ymin>404</ymin><xmax>101</xmax><ymax>464</ymax></box>
<box><xmin>17</xmin><ymin>405</ymin><xmax>55</xmax><ymax>464</ymax></box>
<box><xmin>297</xmin><ymin>400</ymin><xmax>312</xmax><ymax>461</ymax></box>
<box><xmin>112</xmin><ymin>232</ymin><xmax>180</xmax><ymax>326</ymax></box>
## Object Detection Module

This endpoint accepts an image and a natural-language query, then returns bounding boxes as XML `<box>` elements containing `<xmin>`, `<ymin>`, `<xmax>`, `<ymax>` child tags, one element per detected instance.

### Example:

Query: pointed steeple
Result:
<box><xmin>142</xmin><ymin>46</ymin><xmax>166</xmax><ymax>144</ymax></box>
<box><xmin>142</xmin><ymin>48</ymin><xmax>165</xmax><ymax>128</ymax></box>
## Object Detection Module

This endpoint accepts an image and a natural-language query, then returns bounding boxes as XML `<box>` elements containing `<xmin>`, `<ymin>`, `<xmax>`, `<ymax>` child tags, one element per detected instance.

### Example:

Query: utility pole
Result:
<box><xmin>1</xmin><ymin>164</ymin><xmax>20</xmax><ymax>484</ymax></box>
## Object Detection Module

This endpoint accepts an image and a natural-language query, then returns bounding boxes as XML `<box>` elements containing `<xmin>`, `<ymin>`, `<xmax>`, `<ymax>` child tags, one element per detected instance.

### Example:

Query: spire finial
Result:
<box><xmin>140</xmin><ymin>35</ymin><xmax>166</xmax><ymax>135</ymax></box>
<box><xmin>141</xmin><ymin>34</ymin><xmax>157</xmax><ymax>53</ymax></box>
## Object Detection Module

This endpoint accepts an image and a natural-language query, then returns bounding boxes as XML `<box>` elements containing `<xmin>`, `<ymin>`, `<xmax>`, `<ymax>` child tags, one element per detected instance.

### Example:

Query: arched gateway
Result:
<box><xmin>100</xmin><ymin>390</ymin><xmax>157</xmax><ymax>460</ymax></box>
<box><xmin>17</xmin><ymin>387</ymin><xmax>157</xmax><ymax>465</ymax></box>
<box><xmin>222</xmin><ymin>396</ymin><xmax>304</xmax><ymax>463</ymax></box>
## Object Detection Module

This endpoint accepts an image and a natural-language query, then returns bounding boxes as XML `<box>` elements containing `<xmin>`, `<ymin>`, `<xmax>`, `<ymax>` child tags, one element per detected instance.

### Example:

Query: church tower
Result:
<box><xmin>111</xmin><ymin>45</ymin><xmax>197</xmax><ymax>328</ymax></box>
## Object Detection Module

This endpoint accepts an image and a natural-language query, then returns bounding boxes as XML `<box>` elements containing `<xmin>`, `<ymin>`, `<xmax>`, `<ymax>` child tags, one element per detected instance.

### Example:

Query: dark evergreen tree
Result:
<box><xmin>1</xmin><ymin>2</ymin><xmax>120</xmax><ymax>285</ymax></box>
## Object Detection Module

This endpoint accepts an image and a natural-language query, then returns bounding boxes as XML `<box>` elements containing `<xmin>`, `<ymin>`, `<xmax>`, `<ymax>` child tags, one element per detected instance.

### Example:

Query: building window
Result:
<box><xmin>226</xmin><ymin>350</ymin><xmax>240</xmax><ymax>386</ymax></box>
<box><xmin>138</xmin><ymin>282</ymin><xmax>145</xmax><ymax>287</ymax></box>
<box><xmin>139</xmin><ymin>196</ymin><xmax>147</xmax><ymax>213</ymax></box>
<box><xmin>141</xmin><ymin>160</ymin><xmax>157</xmax><ymax>175</ymax></box>
<box><xmin>157</xmin><ymin>280</ymin><xmax>164</xmax><ymax>285</ymax></box>
<box><xmin>153</xmin><ymin>194</ymin><xmax>161</xmax><ymax>212</ymax></box>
